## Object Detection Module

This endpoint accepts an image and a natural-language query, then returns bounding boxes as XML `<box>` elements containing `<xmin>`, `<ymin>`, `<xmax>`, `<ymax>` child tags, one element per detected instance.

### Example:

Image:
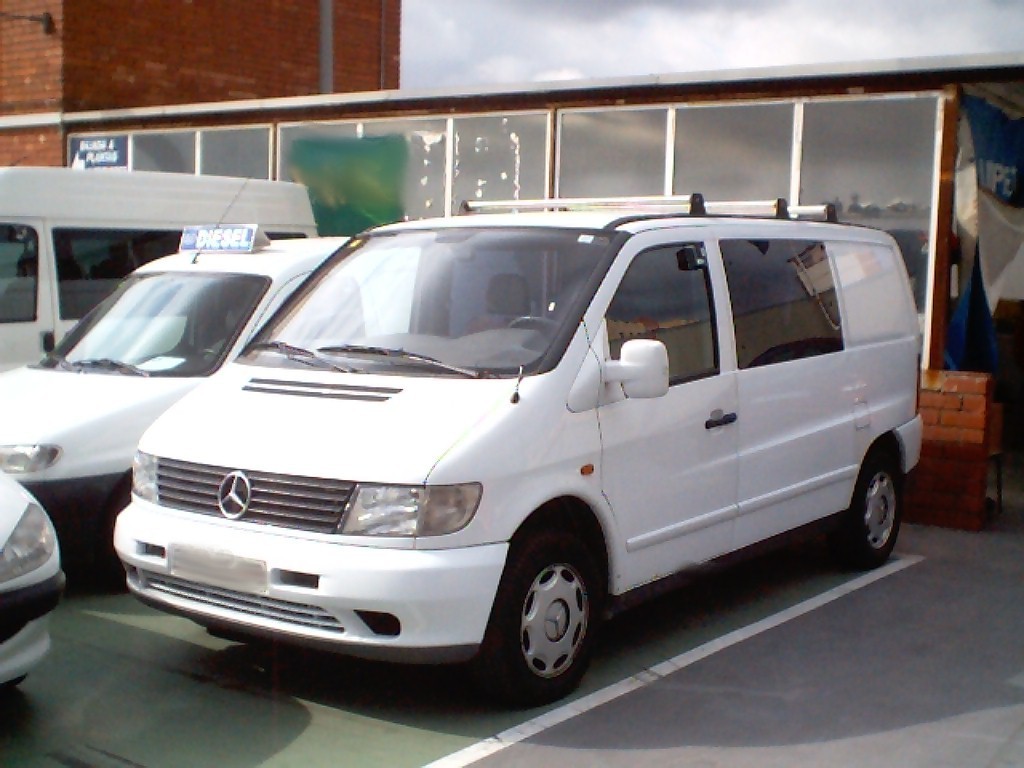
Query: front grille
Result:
<box><xmin>139</xmin><ymin>570</ymin><xmax>344</xmax><ymax>633</ymax></box>
<box><xmin>156</xmin><ymin>457</ymin><xmax>354</xmax><ymax>533</ymax></box>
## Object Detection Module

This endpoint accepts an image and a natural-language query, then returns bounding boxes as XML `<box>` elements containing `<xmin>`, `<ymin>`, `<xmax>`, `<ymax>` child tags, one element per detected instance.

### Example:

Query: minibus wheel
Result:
<box><xmin>830</xmin><ymin>448</ymin><xmax>902</xmax><ymax>570</ymax></box>
<box><xmin>473</xmin><ymin>529</ymin><xmax>602</xmax><ymax>707</ymax></box>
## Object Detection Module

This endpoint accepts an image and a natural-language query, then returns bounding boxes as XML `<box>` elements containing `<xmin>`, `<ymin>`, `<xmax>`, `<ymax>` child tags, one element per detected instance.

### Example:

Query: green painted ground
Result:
<box><xmin>2</xmin><ymin>542</ymin><xmax>856</xmax><ymax>768</ymax></box>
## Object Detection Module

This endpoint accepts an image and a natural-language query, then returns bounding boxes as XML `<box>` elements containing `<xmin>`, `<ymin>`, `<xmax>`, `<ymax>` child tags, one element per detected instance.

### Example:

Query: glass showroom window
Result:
<box><xmin>359</xmin><ymin>118</ymin><xmax>448</xmax><ymax>220</ymax></box>
<box><xmin>452</xmin><ymin>113</ymin><xmax>549</xmax><ymax>209</ymax></box>
<box><xmin>132</xmin><ymin>131</ymin><xmax>197</xmax><ymax>174</ymax></box>
<box><xmin>674</xmin><ymin>103</ymin><xmax>793</xmax><ymax>201</ymax></box>
<box><xmin>557</xmin><ymin>108</ymin><xmax>668</xmax><ymax>198</ymax></box>
<box><xmin>199</xmin><ymin>127</ymin><xmax>271</xmax><ymax>180</ymax></box>
<box><xmin>801</xmin><ymin>95</ymin><xmax>940</xmax><ymax>315</ymax></box>
<box><xmin>279</xmin><ymin>118</ymin><xmax>446</xmax><ymax>236</ymax></box>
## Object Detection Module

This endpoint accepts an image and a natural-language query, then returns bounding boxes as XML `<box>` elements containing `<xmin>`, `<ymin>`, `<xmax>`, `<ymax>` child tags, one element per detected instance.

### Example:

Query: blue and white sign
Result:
<box><xmin>179</xmin><ymin>225</ymin><xmax>267</xmax><ymax>253</ymax></box>
<box><xmin>962</xmin><ymin>95</ymin><xmax>1023</xmax><ymax>208</ymax></box>
<box><xmin>70</xmin><ymin>136</ymin><xmax>128</xmax><ymax>170</ymax></box>
<box><xmin>947</xmin><ymin>94</ymin><xmax>1024</xmax><ymax>371</ymax></box>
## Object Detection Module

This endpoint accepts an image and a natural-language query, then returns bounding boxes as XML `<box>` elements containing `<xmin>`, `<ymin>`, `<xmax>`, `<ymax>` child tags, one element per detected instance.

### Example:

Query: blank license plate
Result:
<box><xmin>170</xmin><ymin>545</ymin><xmax>268</xmax><ymax>595</ymax></box>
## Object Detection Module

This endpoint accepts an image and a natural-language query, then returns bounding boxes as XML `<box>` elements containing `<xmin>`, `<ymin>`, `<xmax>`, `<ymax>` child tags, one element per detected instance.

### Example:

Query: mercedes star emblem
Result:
<box><xmin>217</xmin><ymin>470</ymin><xmax>252</xmax><ymax>519</ymax></box>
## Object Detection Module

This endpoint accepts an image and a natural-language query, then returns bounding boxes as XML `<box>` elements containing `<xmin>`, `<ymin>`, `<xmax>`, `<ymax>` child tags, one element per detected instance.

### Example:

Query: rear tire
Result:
<box><xmin>830</xmin><ymin>448</ymin><xmax>902</xmax><ymax>570</ymax></box>
<box><xmin>472</xmin><ymin>530</ymin><xmax>603</xmax><ymax>707</ymax></box>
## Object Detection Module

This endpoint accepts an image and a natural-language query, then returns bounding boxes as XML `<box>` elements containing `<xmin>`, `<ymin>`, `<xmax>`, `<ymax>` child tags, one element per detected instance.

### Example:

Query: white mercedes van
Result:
<box><xmin>115</xmin><ymin>197</ymin><xmax>922</xmax><ymax>706</ymax></box>
<box><xmin>0</xmin><ymin>167</ymin><xmax>318</xmax><ymax>371</ymax></box>
<box><xmin>1</xmin><ymin>227</ymin><xmax>347</xmax><ymax>576</ymax></box>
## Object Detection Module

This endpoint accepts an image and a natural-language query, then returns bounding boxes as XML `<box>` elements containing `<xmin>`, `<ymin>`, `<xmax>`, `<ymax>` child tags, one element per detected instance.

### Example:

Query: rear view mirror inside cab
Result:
<box><xmin>676</xmin><ymin>244</ymin><xmax>706</xmax><ymax>271</ymax></box>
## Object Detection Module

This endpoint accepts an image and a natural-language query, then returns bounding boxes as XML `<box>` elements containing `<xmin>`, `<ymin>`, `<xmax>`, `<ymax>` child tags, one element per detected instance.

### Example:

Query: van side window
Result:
<box><xmin>0</xmin><ymin>225</ymin><xmax>39</xmax><ymax>323</ymax></box>
<box><xmin>607</xmin><ymin>243</ymin><xmax>718</xmax><ymax>384</ymax></box>
<box><xmin>52</xmin><ymin>228</ymin><xmax>181</xmax><ymax>320</ymax></box>
<box><xmin>721</xmin><ymin>239</ymin><xmax>843</xmax><ymax>369</ymax></box>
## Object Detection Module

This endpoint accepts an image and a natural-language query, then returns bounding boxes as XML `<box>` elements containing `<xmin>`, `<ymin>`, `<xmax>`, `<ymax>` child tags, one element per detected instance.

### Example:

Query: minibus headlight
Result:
<box><xmin>132</xmin><ymin>451</ymin><xmax>158</xmax><ymax>503</ymax></box>
<box><xmin>0</xmin><ymin>444</ymin><xmax>61</xmax><ymax>474</ymax></box>
<box><xmin>0</xmin><ymin>502</ymin><xmax>57</xmax><ymax>583</ymax></box>
<box><xmin>341</xmin><ymin>483</ymin><xmax>482</xmax><ymax>537</ymax></box>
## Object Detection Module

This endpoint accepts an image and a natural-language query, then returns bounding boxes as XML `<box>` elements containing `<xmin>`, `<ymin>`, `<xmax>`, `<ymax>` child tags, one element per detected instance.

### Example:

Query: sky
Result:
<box><xmin>399</xmin><ymin>0</ymin><xmax>1024</xmax><ymax>91</ymax></box>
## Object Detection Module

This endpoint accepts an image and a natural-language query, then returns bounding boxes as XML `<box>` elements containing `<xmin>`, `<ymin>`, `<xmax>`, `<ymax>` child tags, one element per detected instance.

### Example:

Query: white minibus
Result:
<box><xmin>0</xmin><ymin>167</ymin><xmax>317</xmax><ymax>370</ymax></box>
<box><xmin>1</xmin><ymin>226</ymin><xmax>346</xmax><ymax>578</ymax></box>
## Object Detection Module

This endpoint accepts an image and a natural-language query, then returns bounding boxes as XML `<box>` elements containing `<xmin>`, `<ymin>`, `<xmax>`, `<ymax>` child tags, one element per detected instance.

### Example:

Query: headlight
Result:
<box><xmin>341</xmin><ymin>483</ymin><xmax>482</xmax><ymax>537</ymax></box>
<box><xmin>0</xmin><ymin>444</ymin><xmax>61</xmax><ymax>474</ymax></box>
<box><xmin>0</xmin><ymin>502</ymin><xmax>58</xmax><ymax>583</ymax></box>
<box><xmin>132</xmin><ymin>451</ymin><xmax>158</xmax><ymax>503</ymax></box>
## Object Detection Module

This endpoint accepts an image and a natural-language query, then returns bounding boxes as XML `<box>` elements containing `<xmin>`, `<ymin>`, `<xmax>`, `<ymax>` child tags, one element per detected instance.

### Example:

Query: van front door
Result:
<box><xmin>595</xmin><ymin>241</ymin><xmax>739</xmax><ymax>591</ymax></box>
<box><xmin>0</xmin><ymin>221</ymin><xmax>55</xmax><ymax>371</ymax></box>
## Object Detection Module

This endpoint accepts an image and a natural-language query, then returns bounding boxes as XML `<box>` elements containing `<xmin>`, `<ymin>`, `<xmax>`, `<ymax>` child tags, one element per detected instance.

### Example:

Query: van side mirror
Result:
<box><xmin>603</xmin><ymin>339</ymin><xmax>669</xmax><ymax>399</ymax></box>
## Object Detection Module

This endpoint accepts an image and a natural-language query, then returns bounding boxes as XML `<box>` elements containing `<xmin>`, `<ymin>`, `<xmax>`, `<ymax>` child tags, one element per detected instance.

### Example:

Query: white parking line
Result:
<box><xmin>425</xmin><ymin>554</ymin><xmax>924</xmax><ymax>768</ymax></box>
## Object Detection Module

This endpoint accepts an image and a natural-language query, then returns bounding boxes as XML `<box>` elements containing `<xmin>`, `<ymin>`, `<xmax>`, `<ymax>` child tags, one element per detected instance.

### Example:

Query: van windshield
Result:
<box><xmin>38</xmin><ymin>272</ymin><xmax>268</xmax><ymax>378</ymax></box>
<box><xmin>243</xmin><ymin>227</ymin><xmax>617</xmax><ymax>377</ymax></box>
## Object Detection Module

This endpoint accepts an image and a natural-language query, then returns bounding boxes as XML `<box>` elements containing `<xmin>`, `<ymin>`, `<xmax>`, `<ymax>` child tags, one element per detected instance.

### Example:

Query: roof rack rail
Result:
<box><xmin>459</xmin><ymin>194</ymin><xmax>707</xmax><ymax>216</ymax></box>
<box><xmin>459</xmin><ymin>195</ymin><xmax>839</xmax><ymax>223</ymax></box>
<box><xmin>787</xmin><ymin>203</ymin><xmax>839</xmax><ymax>222</ymax></box>
<box><xmin>701</xmin><ymin>198</ymin><xmax>790</xmax><ymax>218</ymax></box>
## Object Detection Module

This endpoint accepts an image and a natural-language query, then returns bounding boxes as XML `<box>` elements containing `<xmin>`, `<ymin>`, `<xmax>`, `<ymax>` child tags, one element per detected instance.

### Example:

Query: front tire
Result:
<box><xmin>830</xmin><ymin>448</ymin><xmax>902</xmax><ymax>570</ymax></box>
<box><xmin>472</xmin><ymin>530</ymin><xmax>602</xmax><ymax>707</ymax></box>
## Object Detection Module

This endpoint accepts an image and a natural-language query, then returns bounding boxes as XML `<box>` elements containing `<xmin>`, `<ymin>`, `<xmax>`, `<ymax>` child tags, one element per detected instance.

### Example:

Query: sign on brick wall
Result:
<box><xmin>69</xmin><ymin>136</ymin><xmax>128</xmax><ymax>169</ymax></box>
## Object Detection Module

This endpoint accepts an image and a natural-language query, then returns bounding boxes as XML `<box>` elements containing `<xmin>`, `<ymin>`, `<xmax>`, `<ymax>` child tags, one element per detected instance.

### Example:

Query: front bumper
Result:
<box><xmin>115</xmin><ymin>501</ymin><xmax>508</xmax><ymax>663</ymax></box>
<box><xmin>0</xmin><ymin>571</ymin><xmax>65</xmax><ymax>685</ymax></box>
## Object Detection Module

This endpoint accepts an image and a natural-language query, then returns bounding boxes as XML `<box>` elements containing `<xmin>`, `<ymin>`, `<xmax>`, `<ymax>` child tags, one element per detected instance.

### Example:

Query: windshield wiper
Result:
<box><xmin>317</xmin><ymin>344</ymin><xmax>482</xmax><ymax>378</ymax></box>
<box><xmin>43</xmin><ymin>353</ymin><xmax>77</xmax><ymax>372</ymax></box>
<box><xmin>72</xmin><ymin>358</ymin><xmax>150</xmax><ymax>377</ymax></box>
<box><xmin>249</xmin><ymin>340</ymin><xmax>355</xmax><ymax>373</ymax></box>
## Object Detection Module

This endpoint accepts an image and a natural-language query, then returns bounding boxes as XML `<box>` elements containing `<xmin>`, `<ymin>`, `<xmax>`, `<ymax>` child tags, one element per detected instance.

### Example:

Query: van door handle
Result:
<box><xmin>705</xmin><ymin>410</ymin><xmax>737</xmax><ymax>430</ymax></box>
<box><xmin>41</xmin><ymin>330</ymin><xmax>55</xmax><ymax>353</ymax></box>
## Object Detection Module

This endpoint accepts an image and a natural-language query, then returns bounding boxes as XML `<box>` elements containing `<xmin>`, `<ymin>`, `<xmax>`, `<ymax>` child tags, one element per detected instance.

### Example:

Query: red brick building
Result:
<box><xmin>0</xmin><ymin>0</ymin><xmax>400</xmax><ymax>165</ymax></box>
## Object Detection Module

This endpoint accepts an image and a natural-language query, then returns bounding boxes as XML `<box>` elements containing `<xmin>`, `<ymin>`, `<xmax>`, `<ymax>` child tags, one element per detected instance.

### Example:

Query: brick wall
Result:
<box><xmin>0</xmin><ymin>1</ymin><xmax>63</xmax><ymax>114</ymax></box>
<box><xmin>0</xmin><ymin>127</ymin><xmax>64</xmax><ymax>167</ymax></box>
<box><xmin>337</xmin><ymin>0</ymin><xmax>402</xmax><ymax>90</ymax></box>
<box><xmin>905</xmin><ymin>370</ymin><xmax>996</xmax><ymax>531</ymax></box>
<box><xmin>57</xmin><ymin>0</ymin><xmax>400</xmax><ymax>112</ymax></box>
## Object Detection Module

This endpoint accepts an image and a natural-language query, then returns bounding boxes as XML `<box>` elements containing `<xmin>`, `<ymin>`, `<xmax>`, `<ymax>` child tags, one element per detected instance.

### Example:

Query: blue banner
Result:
<box><xmin>962</xmin><ymin>94</ymin><xmax>1024</xmax><ymax>208</ymax></box>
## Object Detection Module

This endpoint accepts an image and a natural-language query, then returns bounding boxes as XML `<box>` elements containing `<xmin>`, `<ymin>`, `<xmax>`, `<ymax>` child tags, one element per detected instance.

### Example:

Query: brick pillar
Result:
<box><xmin>904</xmin><ymin>370</ymin><xmax>996</xmax><ymax>531</ymax></box>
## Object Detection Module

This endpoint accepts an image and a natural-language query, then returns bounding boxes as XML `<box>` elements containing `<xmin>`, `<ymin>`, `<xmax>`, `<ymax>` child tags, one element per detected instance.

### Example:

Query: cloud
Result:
<box><xmin>400</xmin><ymin>0</ymin><xmax>1024</xmax><ymax>90</ymax></box>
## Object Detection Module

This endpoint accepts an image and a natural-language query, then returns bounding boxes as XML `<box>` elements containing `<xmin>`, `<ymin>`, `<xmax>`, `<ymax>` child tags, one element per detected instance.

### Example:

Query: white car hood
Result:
<box><xmin>0</xmin><ymin>366</ymin><xmax>197</xmax><ymax>479</ymax></box>
<box><xmin>141</xmin><ymin>364</ymin><xmax>520</xmax><ymax>484</ymax></box>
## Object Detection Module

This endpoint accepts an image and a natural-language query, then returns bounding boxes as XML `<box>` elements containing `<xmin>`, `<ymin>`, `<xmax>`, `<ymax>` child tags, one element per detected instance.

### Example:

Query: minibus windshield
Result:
<box><xmin>243</xmin><ymin>227</ymin><xmax>617</xmax><ymax>377</ymax></box>
<box><xmin>38</xmin><ymin>272</ymin><xmax>267</xmax><ymax>377</ymax></box>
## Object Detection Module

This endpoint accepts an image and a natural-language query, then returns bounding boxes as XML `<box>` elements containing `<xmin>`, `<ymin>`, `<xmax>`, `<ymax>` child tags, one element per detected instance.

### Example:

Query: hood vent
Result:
<box><xmin>243</xmin><ymin>378</ymin><xmax>401</xmax><ymax>402</ymax></box>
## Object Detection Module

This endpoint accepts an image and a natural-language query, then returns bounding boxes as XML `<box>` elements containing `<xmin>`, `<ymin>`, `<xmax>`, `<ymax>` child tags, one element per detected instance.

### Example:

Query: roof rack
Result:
<box><xmin>788</xmin><ymin>203</ymin><xmax>838</xmax><ymax>222</ymax></box>
<box><xmin>459</xmin><ymin>194</ymin><xmax>838</xmax><ymax>222</ymax></box>
<box><xmin>460</xmin><ymin>194</ymin><xmax>707</xmax><ymax>216</ymax></box>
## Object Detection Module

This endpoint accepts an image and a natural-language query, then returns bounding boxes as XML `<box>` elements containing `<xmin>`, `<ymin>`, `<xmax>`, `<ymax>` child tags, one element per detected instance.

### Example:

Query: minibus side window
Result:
<box><xmin>606</xmin><ymin>243</ymin><xmax>719</xmax><ymax>385</ymax></box>
<box><xmin>52</xmin><ymin>228</ymin><xmax>180</xmax><ymax>320</ymax></box>
<box><xmin>721</xmin><ymin>238</ymin><xmax>844</xmax><ymax>369</ymax></box>
<box><xmin>0</xmin><ymin>225</ymin><xmax>39</xmax><ymax>323</ymax></box>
